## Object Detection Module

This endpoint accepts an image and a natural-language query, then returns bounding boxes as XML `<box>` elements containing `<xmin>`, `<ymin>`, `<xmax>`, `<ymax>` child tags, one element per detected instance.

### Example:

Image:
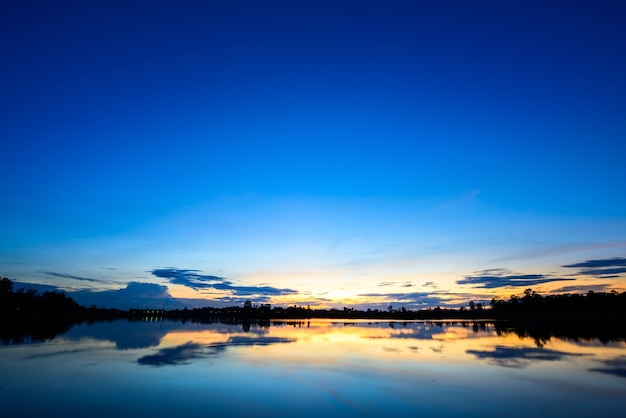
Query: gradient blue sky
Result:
<box><xmin>2</xmin><ymin>0</ymin><xmax>625</xmax><ymax>309</ymax></box>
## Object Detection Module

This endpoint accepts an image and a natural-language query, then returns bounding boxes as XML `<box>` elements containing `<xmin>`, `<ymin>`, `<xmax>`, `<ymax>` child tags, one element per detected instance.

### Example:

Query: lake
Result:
<box><xmin>1</xmin><ymin>319</ymin><xmax>625</xmax><ymax>417</ymax></box>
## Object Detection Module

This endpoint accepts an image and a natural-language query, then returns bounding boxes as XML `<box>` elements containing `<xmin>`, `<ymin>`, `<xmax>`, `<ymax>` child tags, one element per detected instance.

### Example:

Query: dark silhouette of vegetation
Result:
<box><xmin>3</xmin><ymin>276</ymin><xmax>626</xmax><ymax>344</ymax></box>
<box><xmin>487</xmin><ymin>288</ymin><xmax>626</xmax><ymax>346</ymax></box>
<box><xmin>489</xmin><ymin>288</ymin><xmax>626</xmax><ymax>323</ymax></box>
<box><xmin>494</xmin><ymin>321</ymin><xmax>626</xmax><ymax>347</ymax></box>
<box><xmin>154</xmin><ymin>288</ymin><xmax>626</xmax><ymax>324</ymax></box>
<box><xmin>156</xmin><ymin>303</ymin><xmax>474</xmax><ymax>322</ymax></box>
<box><xmin>0</xmin><ymin>277</ymin><xmax>128</xmax><ymax>344</ymax></box>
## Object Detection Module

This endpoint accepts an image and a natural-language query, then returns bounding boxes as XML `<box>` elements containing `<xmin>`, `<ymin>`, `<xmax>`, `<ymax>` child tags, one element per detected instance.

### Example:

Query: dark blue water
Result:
<box><xmin>1</xmin><ymin>319</ymin><xmax>625</xmax><ymax>417</ymax></box>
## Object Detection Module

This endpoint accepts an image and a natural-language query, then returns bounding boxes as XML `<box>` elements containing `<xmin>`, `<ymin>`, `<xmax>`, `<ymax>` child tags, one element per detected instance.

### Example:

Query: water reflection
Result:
<box><xmin>137</xmin><ymin>342</ymin><xmax>211</xmax><ymax>366</ymax></box>
<box><xmin>590</xmin><ymin>356</ymin><xmax>626</xmax><ymax>378</ymax></box>
<box><xmin>137</xmin><ymin>336</ymin><xmax>296</xmax><ymax>366</ymax></box>
<box><xmin>466</xmin><ymin>345</ymin><xmax>589</xmax><ymax>368</ymax></box>
<box><xmin>2</xmin><ymin>319</ymin><xmax>626</xmax><ymax>417</ymax></box>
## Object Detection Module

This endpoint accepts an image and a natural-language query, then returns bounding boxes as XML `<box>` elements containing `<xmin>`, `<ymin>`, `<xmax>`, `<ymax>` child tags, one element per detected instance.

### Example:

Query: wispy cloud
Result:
<box><xmin>43</xmin><ymin>271</ymin><xmax>114</xmax><ymax>284</ymax></box>
<box><xmin>562</xmin><ymin>257</ymin><xmax>626</xmax><ymax>277</ymax></box>
<box><xmin>550</xmin><ymin>284</ymin><xmax>614</xmax><ymax>294</ymax></box>
<box><xmin>151</xmin><ymin>268</ymin><xmax>297</xmax><ymax>296</ymax></box>
<box><xmin>378</xmin><ymin>281</ymin><xmax>414</xmax><ymax>288</ymax></box>
<box><xmin>491</xmin><ymin>241</ymin><xmax>626</xmax><ymax>264</ymax></box>
<box><xmin>214</xmin><ymin>295</ymin><xmax>272</xmax><ymax>305</ymax></box>
<box><xmin>574</xmin><ymin>268</ymin><xmax>626</xmax><ymax>276</ymax></box>
<box><xmin>563</xmin><ymin>258</ymin><xmax>626</xmax><ymax>268</ymax></box>
<box><xmin>358</xmin><ymin>291</ymin><xmax>446</xmax><ymax>307</ymax></box>
<box><xmin>456</xmin><ymin>268</ymin><xmax>574</xmax><ymax>289</ymax></box>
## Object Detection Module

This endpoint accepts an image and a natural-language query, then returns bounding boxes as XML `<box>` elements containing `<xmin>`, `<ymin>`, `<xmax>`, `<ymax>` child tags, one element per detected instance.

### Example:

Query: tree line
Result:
<box><xmin>487</xmin><ymin>288</ymin><xmax>626</xmax><ymax>320</ymax></box>
<box><xmin>1</xmin><ymin>277</ymin><xmax>128</xmax><ymax>344</ymax></box>
<box><xmin>3</xmin><ymin>276</ymin><xmax>626</xmax><ymax>328</ymax></box>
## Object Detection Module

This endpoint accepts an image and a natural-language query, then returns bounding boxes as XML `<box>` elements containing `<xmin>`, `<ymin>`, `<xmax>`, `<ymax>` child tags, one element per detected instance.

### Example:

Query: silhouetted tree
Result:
<box><xmin>0</xmin><ymin>277</ymin><xmax>13</xmax><ymax>294</ymax></box>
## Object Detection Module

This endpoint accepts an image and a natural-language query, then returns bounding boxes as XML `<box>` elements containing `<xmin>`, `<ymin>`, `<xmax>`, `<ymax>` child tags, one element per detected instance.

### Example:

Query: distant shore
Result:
<box><xmin>3</xmin><ymin>276</ymin><xmax>626</xmax><ymax>344</ymax></box>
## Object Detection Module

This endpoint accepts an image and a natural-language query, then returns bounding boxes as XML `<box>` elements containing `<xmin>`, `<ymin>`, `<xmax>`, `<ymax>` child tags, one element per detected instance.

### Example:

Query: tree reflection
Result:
<box><xmin>494</xmin><ymin>322</ymin><xmax>626</xmax><ymax>347</ymax></box>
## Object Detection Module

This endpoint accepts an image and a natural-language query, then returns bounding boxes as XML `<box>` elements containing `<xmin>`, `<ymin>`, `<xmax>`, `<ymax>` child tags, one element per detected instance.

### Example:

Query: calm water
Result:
<box><xmin>1</xmin><ymin>319</ymin><xmax>625</xmax><ymax>417</ymax></box>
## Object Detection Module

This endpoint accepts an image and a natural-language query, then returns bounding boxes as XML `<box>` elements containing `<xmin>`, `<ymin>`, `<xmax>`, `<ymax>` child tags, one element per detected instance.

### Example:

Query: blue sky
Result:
<box><xmin>1</xmin><ymin>0</ymin><xmax>625</xmax><ymax>309</ymax></box>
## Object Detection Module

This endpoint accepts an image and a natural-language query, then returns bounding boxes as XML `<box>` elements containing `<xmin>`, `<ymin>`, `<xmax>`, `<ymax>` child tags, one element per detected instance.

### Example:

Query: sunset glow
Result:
<box><xmin>1</xmin><ymin>1</ymin><xmax>625</xmax><ymax>310</ymax></box>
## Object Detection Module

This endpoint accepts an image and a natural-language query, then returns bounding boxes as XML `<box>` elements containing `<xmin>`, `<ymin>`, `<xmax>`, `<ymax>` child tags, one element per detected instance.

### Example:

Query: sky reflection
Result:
<box><xmin>589</xmin><ymin>356</ymin><xmax>626</xmax><ymax>379</ymax></box>
<box><xmin>466</xmin><ymin>345</ymin><xmax>589</xmax><ymax>368</ymax></box>
<box><xmin>2</xmin><ymin>320</ymin><xmax>626</xmax><ymax>417</ymax></box>
<box><xmin>137</xmin><ymin>336</ymin><xmax>296</xmax><ymax>367</ymax></box>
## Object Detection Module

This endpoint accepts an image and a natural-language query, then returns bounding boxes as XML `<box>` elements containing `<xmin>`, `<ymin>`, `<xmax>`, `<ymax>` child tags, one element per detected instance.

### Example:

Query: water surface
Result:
<box><xmin>1</xmin><ymin>319</ymin><xmax>625</xmax><ymax>417</ymax></box>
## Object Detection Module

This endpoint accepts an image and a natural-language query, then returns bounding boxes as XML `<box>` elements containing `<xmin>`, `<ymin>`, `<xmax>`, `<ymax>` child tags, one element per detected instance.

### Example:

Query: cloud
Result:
<box><xmin>563</xmin><ymin>258</ymin><xmax>626</xmax><ymax>268</ymax></box>
<box><xmin>457</xmin><ymin>258</ymin><xmax>626</xmax><ymax>291</ymax></box>
<box><xmin>12</xmin><ymin>281</ymin><xmax>197</xmax><ymax>310</ymax></box>
<box><xmin>550</xmin><ymin>284</ymin><xmax>614</xmax><ymax>294</ymax></box>
<box><xmin>562</xmin><ymin>257</ymin><xmax>626</xmax><ymax>278</ymax></box>
<box><xmin>377</xmin><ymin>281</ymin><xmax>414</xmax><ymax>288</ymax></box>
<box><xmin>43</xmin><ymin>271</ymin><xmax>113</xmax><ymax>284</ymax></box>
<box><xmin>214</xmin><ymin>295</ymin><xmax>272</xmax><ymax>305</ymax></box>
<box><xmin>151</xmin><ymin>268</ymin><xmax>298</xmax><ymax>296</ymax></box>
<box><xmin>285</xmin><ymin>297</ymin><xmax>333</xmax><ymax>306</ymax></box>
<box><xmin>358</xmin><ymin>291</ymin><xmax>447</xmax><ymax>307</ymax></box>
<box><xmin>69</xmin><ymin>282</ymin><xmax>189</xmax><ymax>310</ymax></box>
<box><xmin>570</xmin><ymin>267</ymin><xmax>626</xmax><ymax>276</ymax></box>
<box><xmin>457</xmin><ymin>268</ymin><xmax>574</xmax><ymax>289</ymax></box>
<box><xmin>13</xmin><ymin>281</ymin><xmax>63</xmax><ymax>293</ymax></box>
<box><xmin>27</xmin><ymin>276</ymin><xmax>297</xmax><ymax>310</ymax></box>
<box><xmin>357</xmin><ymin>290</ymin><xmax>495</xmax><ymax>309</ymax></box>
<box><xmin>23</xmin><ymin>348</ymin><xmax>94</xmax><ymax>360</ymax></box>
<box><xmin>151</xmin><ymin>268</ymin><xmax>231</xmax><ymax>289</ymax></box>
<box><xmin>466</xmin><ymin>345</ymin><xmax>587</xmax><ymax>368</ymax></box>
<box><xmin>219</xmin><ymin>284</ymin><xmax>297</xmax><ymax>296</ymax></box>
<box><xmin>422</xmin><ymin>281</ymin><xmax>437</xmax><ymax>288</ymax></box>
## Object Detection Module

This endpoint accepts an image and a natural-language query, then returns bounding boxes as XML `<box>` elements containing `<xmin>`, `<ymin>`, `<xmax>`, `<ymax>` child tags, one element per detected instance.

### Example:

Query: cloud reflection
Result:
<box><xmin>137</xmin><ymin>336</ymin><xmax>296</xmax><ymax>366</ymax></box>
<box><xmin>466</xmin><ymin>345</ymin><xmax>587</xmax><ymax>368</ymax></box>
<box><xmin>375</xmin><ymin>324</ymin><xmax>446</xmax><ymax>340</ymax></box>
<box><xmin>138</xmin><ymin>342</ymin><xmax>205</xmax><ymax>366</ymax></box>
<box><xmin>589</xmin><ymin>356</ymin><xmax>626</xmax><ymax>378</ymax></box>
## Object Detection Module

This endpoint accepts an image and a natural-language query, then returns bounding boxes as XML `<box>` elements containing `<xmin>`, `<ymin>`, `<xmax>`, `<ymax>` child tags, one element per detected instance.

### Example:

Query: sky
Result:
<box><xmin>1</xmin><ymin>0</ymin><xmax>625</xmax><ymax>310</ymax></box>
